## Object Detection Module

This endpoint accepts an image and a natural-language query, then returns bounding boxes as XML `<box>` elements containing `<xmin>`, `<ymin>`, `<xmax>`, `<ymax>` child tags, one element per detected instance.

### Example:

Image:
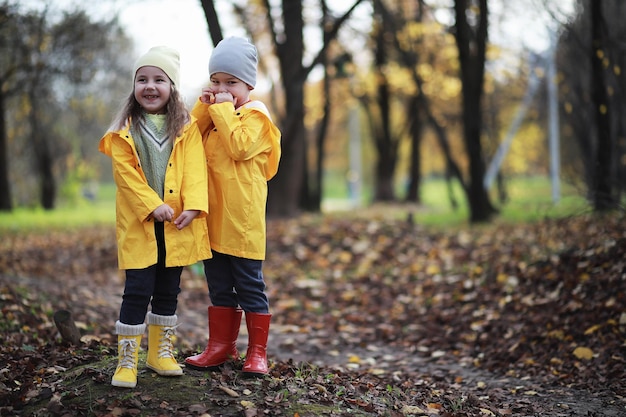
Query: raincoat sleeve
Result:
<box><xmin>179</xmin><ymin>120</ymin><xmax>209</xmax><ymax>218</ymax></box>
<box><xmin>208</xmin><ymin>101</ymin><xmax>281</xmax><ymax>180</ymax></box>
<box><xmin>190</xmin><ymin>99</ymin><xmax>214</xmax><ymax>137</ymax></box>
<box><xmin>100</xmin><ymin>131</ymin><xmax>164</xmax><ymax>222</ymax></box>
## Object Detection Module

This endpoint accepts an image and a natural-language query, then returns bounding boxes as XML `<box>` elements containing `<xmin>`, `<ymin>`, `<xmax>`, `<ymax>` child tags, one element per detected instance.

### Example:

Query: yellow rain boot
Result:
<box><xmin>111</xmin><ymin>322</ymin><xmax>145</xmax><ymax>388</ymax></box>
<box><xmin>146</xmin><ymin>312</ymin><xmax>182</xmax><ymax>376</ymax></box>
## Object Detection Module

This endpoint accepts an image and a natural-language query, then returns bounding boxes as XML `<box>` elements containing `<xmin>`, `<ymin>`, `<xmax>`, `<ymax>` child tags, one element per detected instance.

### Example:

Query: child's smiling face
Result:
<box><xmin>134</xmin><ymin>66</ymin><xmax>172</xmax><ymax>114</ymax></box>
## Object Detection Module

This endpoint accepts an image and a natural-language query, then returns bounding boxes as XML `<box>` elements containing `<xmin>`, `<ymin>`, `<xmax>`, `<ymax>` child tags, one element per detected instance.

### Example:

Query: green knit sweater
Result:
<box><xmin>132</xmin><ymin>113</ymin><xmax>172</xmax><ymax>200</ymax></box>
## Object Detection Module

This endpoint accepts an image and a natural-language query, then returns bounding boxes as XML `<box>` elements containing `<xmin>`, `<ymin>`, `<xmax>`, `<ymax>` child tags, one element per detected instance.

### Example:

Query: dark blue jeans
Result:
<box><xmin>204</xmin><ymin>251</ymin><xmax>269</xmax><ymax>313</ymax></box>
<box><xmin>119</xmin><ymin>222</ymin><xmax>182</xmax><ymax>325</ymax></box>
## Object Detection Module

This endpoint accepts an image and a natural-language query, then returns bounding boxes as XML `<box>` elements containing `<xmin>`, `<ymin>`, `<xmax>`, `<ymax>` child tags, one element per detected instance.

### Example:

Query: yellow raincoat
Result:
<box><xmin>99</xmin><ymin>119</ymin><xmax>212</xmax><ymax>269</ymax></box>
<box><xmin>191</xmin><ymin>100</ymin><xmax>281</xmax><ymax>260</ymax></box>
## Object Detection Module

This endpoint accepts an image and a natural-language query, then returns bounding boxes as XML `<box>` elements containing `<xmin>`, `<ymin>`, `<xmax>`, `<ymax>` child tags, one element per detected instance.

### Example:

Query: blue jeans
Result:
<box><xmin>119</xmin><ymin>222</ymin><xmax>182</xmax><ymax>324</ymax></box>
<box><xmin>204</xmin><ymin>251</ymin><xmax>269</xmax><ymax>313</ymax></box>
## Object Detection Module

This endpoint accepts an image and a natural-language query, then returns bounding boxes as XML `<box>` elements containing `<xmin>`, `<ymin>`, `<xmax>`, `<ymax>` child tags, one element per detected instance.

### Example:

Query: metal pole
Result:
<box><xmin>547</xmin><ymin>30</ymin><xmax>561</xmax><ymax>203</ymax></box>
<box><xmin>484</xmin><ymin>58</ymin><xmax>541</xmax><ymax>190</ymax></box>
<box><xmin>348</xmin><ymin>103</ymin><xmax>362</xmax><ymax>208</ymax></box>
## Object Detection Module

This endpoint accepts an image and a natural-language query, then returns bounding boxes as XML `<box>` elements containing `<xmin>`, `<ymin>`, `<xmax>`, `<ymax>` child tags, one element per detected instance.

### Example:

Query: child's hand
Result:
<box><xmin>200</xmin><ymin>87</ymin><xmax>215</xmax><ymax>104</ymax></box>
<box><xmin>151</xmin><ymin>204</ymin><xmax>175</xmax><ymax>222</ymax></box>
<box><xmin>214</xmin><ymin>92</ymin><xmax>237</xmax><ymax>107</ymax></box>
<box><xmin>173</xmin><ymin>209</ymin><xmax>200</xmax><ymax>230</ymax></box>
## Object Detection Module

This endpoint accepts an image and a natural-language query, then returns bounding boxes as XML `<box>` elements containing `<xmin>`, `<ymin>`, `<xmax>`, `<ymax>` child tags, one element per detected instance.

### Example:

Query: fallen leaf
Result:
<box><xmin>583</xmin><ymin>324</ymin><xmax>601</xmax><ymax>335</ymax></box>
<box><xmin>241</xmin><ymin>400</ymin><xmax>255</xmax><ymax>409</ymax></box>
<box><xmin>573</xmin><ymin>346</ymin><xmax>594</xmax><ymax>360</ymax></box>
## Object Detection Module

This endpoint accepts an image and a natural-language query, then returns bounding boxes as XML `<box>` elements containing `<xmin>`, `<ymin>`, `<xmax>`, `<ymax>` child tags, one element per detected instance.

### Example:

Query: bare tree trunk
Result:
<box><xmin>307</xmin><ymin>51</ymin><xmax>330</xmax><ymax>211</ymax></box>
<box><xmin>264</xmin><ymin>0</ymin><xmax>306</xmax><ymax>217</ymax></box>
<box><xmin>453</xmin><ymin>0</ymin><xmax>497</xmax><ymax>223</ymax></box>
<box><xmin>199</xmin><ymin>0</ymin><xmax>224</xmax><ymax>45</ymax></box>
<box><xmin>373</xmin><ymin>76</ymin><xmax>396</xmax><ymax>201</ymax></box>
<box><xmin>0</xmin><ymin>92</ymin><xmax>11</xmax><ymax>211</ymax></box>
<box><xmin>590</xmin><ymin>0</ymin><xmax>617</xmax><ymax>211</ymax></box>
<box><xmin>371</xmin><ymin>0</ymin><xmax>398</xmax><ymax>202</ymax></box>
<box><xmin>405</xmin><ymin>96</ymin><xmax>422</xmax><ymax>203</ymax></box>
<box><xmin>29</xmin><ymin>90</ymin><xmax>56</xmax><ymax>210</ymax></box>
<box><xmin>617</xmin><ymin>50</ymin><xmax>626</xmax><ymax>202</ymax></box>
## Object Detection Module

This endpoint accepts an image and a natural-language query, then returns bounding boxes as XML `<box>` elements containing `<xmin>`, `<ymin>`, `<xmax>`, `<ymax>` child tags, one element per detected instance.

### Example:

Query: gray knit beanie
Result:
<box><xmin>209</xmin><ymin>37</ymin><xmax>257</xmax><ymax>88</ymax></box>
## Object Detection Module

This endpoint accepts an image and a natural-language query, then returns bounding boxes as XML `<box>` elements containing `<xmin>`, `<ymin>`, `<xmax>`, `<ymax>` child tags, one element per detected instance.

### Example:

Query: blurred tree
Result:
<box><xmin>369</xmin><ymin>0</ymin><xmax>397</xmax><ymax>201</ymax></box>
<box><xmin>204</xmin><ymin>0</ymin><xmax>367</xmax><ymax>217</ymax></box>
<box><xmin>199</xmin><ymin>0</ymin><xmax>223</xmax><ymax>45</ymax></box>
<box><xmin>559</xmin><ymin>0</ymin><xmax>625</xmax><ymax>210</ymax></box>
<box><xmin>199</xmin><ymin>0</ymin><xmax>588</xmax><ymax>222</ymax></box>
<box><xmin>306</xmin><ymin>0</ymin><xmax>333</xmax><ymax>211</ymax></box>
<box><xmin>0</xmin><ymin>2</ymin><xmax>27</xmax><ymax>211</ymax></box>
<box><xmin>453</xmin><ymin>0</ymin><xmax>497</xmax><ymax>222</ymax></box>
<box><xmin>373</xmin><ymin>0</ymin><xmax>466</xmax><ymax>207</ymax></box>
<box><xmin>264</xmin><ymin>0</ymin><xmax>368</xmax><ymax>216</ymax></box>
<box><xmin>589</xmin><ymin>0</ymin><xmax>618</xmax><ymax>211</ymax></box>
<box><xmin>0</xmin><ymin>1</ymin><xmax>128</xmax><ymax>210</ymax></box>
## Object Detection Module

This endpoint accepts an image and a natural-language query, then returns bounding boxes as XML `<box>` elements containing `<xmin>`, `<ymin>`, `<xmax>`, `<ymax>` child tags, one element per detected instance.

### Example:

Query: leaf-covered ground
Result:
<box><xmin>1</xmin><ymin>209</ymin><xmax>625</xmax><ymax>416</ymax></box>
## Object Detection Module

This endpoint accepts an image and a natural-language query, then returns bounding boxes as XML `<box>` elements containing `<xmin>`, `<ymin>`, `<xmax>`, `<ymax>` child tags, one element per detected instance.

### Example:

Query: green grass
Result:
<box><xmin>0</xmin><ymin>176</ymin><xmax>593</xmax><ymax>234</ymax></box>
<box><xmin>322</xmin><ymin>174</ymin><xmax>592</xmax><ymax>227</ymax></box>
<box><xmin>422</xmin><ymin>176</ymin><xmax>591</xmax><ymax>225</ymax></box>
<box><xmin>0</xmin><ymin>183</ymin><xmax>116</xmax><ymax>234</ymax></box>
<box><xmin>0</xmin><ymin>205</ymin><xmax>115</xmax><ymax>233</ymax></box>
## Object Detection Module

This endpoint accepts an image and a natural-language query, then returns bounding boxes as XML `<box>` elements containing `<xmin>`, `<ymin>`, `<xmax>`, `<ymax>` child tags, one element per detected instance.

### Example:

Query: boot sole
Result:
<box><xmin>146</xmin><ymin>365</ymin><xmax>183</xmax><ymax>376</ymax></box>
<box><xmin>242</xmin><ymin>370</ymin><xmax>268</xmax><ymax>378</ymax></box>
<box><xmin>184</xmin><ymin>361</ymin><xmax>224</xmax><ymax>371</ymax></box>
<box><xmin>111</xmin><ymin>380</ymin><xmax>137</xmax><ymax>388</ymax></box>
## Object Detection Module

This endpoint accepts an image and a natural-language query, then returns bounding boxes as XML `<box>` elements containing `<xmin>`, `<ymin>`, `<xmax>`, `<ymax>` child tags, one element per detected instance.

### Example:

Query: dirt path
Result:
<box><xmin>2</xmin><ymin>214</ymin><xmax>625</xmax><ymax>416</ymax></box>
<box><xmin>3</xmin><ymin>271</ymin><xmax>625</xmax><ymax>416</ymax></box>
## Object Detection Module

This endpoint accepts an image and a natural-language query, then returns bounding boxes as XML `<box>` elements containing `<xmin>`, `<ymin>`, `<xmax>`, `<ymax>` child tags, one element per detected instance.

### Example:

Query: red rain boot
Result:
<box><xmin>185</xmin><ymin>306</ymin><xmax>242</xmax><ymax>369</ymax></box>
<box><xmin>242</xmin><ymin>312</ymin><xmax>271</xmax><ymax>376</ymax></box>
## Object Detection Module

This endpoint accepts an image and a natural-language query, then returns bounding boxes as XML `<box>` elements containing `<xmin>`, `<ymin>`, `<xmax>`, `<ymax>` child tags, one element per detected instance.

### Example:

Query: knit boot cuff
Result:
<box><xmin>147</xmin><ymin>312</ymin><xmax>178</xmax><ymax>326</ymax></box>
<box><xmin>115</xmin><ymin>321</ymin><xmax>146</xmax><ymax>336</ymax></box>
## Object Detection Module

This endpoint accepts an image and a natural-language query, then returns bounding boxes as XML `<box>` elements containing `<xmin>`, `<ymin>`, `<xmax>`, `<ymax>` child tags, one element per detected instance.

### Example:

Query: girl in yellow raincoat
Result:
<box><xmin>184</xmin><ymin>37</ymin><xmax>281</xmax><ymax>376</ymax></box>
<box><xmin>99</xmin><ymin>46</ymin><xmax>211</xmax><ymax>388</ymax></box>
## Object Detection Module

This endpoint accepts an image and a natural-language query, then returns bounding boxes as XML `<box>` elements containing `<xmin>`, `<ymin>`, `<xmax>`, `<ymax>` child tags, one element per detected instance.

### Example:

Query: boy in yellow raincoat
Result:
<box><xmin>185</xmin><ymin>37</ymin><xmax>281</xmax><ymax>376</ymax></box>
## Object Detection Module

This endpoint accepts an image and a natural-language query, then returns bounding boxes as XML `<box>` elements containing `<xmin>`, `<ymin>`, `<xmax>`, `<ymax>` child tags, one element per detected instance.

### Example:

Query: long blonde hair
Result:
<box><xmin>110</xmin><ymin>85</ymin><xmax>189</xmax><ymax>140</ymax></box>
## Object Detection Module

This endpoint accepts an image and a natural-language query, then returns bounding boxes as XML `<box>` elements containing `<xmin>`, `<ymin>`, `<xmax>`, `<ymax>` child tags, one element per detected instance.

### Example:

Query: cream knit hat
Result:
<box><xmin>133</xmin><ymin>45</ymin><xmax>180</xmax><ymax>87</ymax></box>
<box><xmin>209</xmin><ymin>37</ymin><xmax>257</xmax><ymax>88</ymax></box>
